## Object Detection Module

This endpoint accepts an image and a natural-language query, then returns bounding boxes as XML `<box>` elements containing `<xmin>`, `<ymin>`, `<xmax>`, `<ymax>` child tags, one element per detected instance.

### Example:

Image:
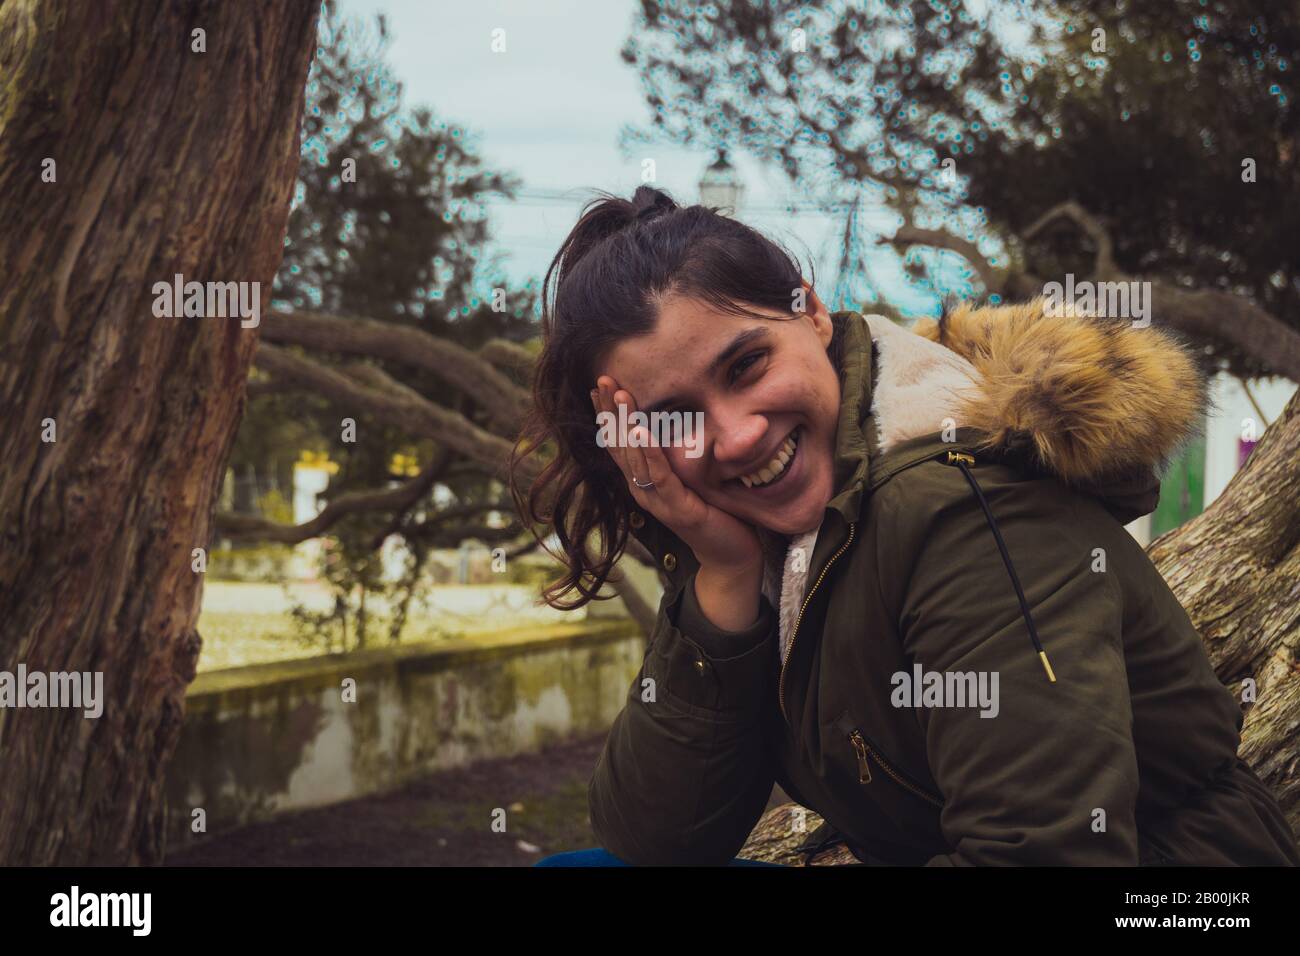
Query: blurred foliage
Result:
<box><xmin>229</xmin><ymin>0</ymin><xmax>540</xmax><ymax>652</ymax></box>
<box><xmin>963</xmin><ymin>1</ymin><xmax>1297</xmax><ymax>377</ymax></box>
<box><xmin>621</xmin><ymin>0</ymin><xmax>1297</xmax><ymax>376</ymax></box>
<box><xmin>209</xmin><ymin>543</ymin><xmax>296</xmax><ymax>583</ymax></box>
<box><xmin>257</xmin><ymin>488</ymin><xmax>295</xmax><ymax>526</ymax></box>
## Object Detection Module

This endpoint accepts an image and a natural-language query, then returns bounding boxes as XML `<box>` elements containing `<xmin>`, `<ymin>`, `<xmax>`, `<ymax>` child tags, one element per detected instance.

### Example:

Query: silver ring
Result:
<box><xmin>632</xmin><ymin>476</ymin><xmax>656</xmax><ymax>490</ymax></box>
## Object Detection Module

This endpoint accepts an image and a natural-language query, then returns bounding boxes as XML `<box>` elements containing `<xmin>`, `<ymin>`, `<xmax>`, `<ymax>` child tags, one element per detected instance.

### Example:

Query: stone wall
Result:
<box><xmin>165</xmin><ymin>619</ymin><xmax>643</xmax><ymax>848</ymax></box>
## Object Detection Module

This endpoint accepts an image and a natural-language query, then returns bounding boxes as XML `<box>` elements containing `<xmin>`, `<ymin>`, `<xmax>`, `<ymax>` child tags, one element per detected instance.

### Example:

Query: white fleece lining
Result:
<box><xmin>766</xmin><ymin>314</ymin><xmax>982</xmax><ymax>663</ymax></box>
<box><xmin>862</xmin><ymin>313</ymin><xmax>982</xmax><ymax>453</ymax></box>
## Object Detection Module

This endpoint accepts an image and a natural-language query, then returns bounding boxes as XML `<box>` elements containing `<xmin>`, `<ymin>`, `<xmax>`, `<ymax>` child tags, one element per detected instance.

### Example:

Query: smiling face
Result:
<box><xmin>597</xmin><ymin>290</ymin><xmax>842</xmax><ymax>536</ymax></box>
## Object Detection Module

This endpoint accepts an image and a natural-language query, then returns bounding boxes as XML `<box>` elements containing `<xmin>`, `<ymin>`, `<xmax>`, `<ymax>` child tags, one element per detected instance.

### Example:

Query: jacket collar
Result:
<box><xmin>824</xmin><ymin>310</ymin><xmax>878</xmax><ymax>525</ymax></box>
<box><xmin>822</xmin><ymin>309</ymin><xmax>991</xmax><ymax>526</ymax></box>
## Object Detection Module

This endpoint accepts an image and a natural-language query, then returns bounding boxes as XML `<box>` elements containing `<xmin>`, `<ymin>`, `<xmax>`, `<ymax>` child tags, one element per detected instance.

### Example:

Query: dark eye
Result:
<box><xmin>729</xmin><ymin>349</ymin><xmax>767</xmax><ymax>384</ymax></box>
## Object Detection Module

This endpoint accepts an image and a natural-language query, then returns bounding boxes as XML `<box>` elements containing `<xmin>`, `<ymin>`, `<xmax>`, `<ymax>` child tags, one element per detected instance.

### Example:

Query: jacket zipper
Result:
<box><xmin>848</xmin><ymin>728</ymin><xmax>945</xmax><ymax>807</ymax></box>
<box><xmin>778</xmin><ymin>522</ymin><xmax>856</xmax><ymax>723</ymax></box>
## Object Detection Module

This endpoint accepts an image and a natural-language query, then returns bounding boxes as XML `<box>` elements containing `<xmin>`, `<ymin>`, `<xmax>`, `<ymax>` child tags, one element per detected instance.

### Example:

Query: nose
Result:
<box><xmin>709</xmin><ymin>405</ymin><xmax>769</xmax><ymax>468</ymax></box>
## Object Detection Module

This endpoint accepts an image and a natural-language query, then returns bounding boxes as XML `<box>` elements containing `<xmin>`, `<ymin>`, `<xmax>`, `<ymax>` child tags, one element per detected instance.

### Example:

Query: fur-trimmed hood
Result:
<box><xmin>887</xmin><ymin>298</ymin><xmax>1208</xmax><ymax>484</ymax></box>
<box><xmin>762</xmin><ymin>301</ymin><xmax>1209</xmax><ymax>665</ymax></box>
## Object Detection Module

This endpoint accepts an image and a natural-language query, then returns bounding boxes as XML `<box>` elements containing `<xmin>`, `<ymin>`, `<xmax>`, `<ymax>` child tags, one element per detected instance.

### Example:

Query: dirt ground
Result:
<box><xmin>164</xmin><ymin>732</ymin><xmax>791</xmax><ymax>867</ymax></box>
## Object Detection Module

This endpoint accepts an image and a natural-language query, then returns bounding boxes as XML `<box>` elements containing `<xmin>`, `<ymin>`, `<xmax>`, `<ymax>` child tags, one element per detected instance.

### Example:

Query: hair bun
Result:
<box><xmin>631</xmin><ymin>186</ymin><xmax>677</xmax><ymax>224</ymax></box>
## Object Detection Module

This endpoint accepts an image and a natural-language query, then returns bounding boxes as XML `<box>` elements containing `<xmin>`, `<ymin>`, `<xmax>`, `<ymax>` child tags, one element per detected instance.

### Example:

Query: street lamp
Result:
<box><xmin>698</xmin><ymin>149</ymin><xmax>744</xmax><ymax>214</ymax></box>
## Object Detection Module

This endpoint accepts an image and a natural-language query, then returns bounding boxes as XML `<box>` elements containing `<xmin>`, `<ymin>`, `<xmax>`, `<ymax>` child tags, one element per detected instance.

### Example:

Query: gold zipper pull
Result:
<box><xmin>946</xmin><ymin>451</ymin><xmax>975</xmax><ymax>466</ymax></box>
<box><xmin>849</xmin><ymin>730</ymin><xmax>872</xmax><ymax>783</ymax></box>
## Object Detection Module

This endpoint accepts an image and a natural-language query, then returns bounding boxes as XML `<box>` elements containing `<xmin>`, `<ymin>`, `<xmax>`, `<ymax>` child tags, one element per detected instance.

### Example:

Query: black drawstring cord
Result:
<box><xmin>944</xmin><ymin>452</ymin><xmax>1057</xmax><ymax>684</ymax></box>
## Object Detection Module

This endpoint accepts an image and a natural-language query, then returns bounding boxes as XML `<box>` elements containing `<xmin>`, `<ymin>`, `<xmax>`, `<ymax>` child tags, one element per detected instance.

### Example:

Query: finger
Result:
<box><xmin>595</xmin><ymin>377</ymin><xmax>632</xmax><ymax>478</ymax></box>
<box><xmin>628</xmin><ymin>434</ymin><xmax>651</xmax><ymax>493</ymax></box>
<box><xmin>619</xmin><ymin>390</ymin><xmax>675</xmax><ymax>501</ymax></box>
<box><xmin>617</xmin><ymin>389</ymin><xmax>656</xmax><ymax>493</ymax></box>
<box><xmin>639</xmin><ymin>435</ymin><xmax>691</xmax><ymax>511</ymax></box>
<box><xmin>602</xmin><ymin>380</ymin><xmax>665</xmax><ymax>507</ymax></box>
<box><xmin>611</xmin><ymin>385</ymin><xmax>647</xmax><ymax>481</ymax></box>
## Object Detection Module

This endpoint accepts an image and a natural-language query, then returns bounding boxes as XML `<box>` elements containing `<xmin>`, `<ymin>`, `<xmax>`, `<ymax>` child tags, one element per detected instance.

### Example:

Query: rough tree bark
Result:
<box><xmin>0</xmin><ymin>0</ymin><xmax>321</xmax><ymax>864</ymax></box>
<box><xmin>1147</xmin><ymin>390</ymin><xmax>1300</xmax><ymax>823</ymax></box>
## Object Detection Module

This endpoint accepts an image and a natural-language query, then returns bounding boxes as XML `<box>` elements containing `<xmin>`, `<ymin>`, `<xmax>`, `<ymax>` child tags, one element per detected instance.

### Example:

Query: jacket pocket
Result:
<box><xmin>835</xmin><ymin>713</ymin><xmax>945</xmax><ymax>809</ymax></box>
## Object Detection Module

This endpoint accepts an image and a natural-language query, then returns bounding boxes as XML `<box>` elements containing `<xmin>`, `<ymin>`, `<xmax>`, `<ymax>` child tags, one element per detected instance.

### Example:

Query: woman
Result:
<box><xmin>514</xmin><ymin>185</ymin><xmax>1299</xmax><ymax>867</ymax></box>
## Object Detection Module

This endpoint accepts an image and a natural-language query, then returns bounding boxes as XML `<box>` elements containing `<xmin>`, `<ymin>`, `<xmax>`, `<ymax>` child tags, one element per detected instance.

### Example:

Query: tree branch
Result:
<box><xmin>889</xmin><ymin>222</ymin><xmax>1005</xmax><ymax>294</ymax></box>
<box><xmin>343</xmin><ymin>361</ymin><xmax>436</xmax><ymax>407</ymax></box>
<box><xmin>365</xmin><ymin>446</ymin><xmax>453</xmax><ymax>549</ymax></box>
<box><xmin>1021</xmin><ymin>199</ymin><xmax>1118</xmax><ymax>277</ymax></box>
<box><xmin>899</xmin><ymin>198</ymin><xmax>1300</xmax><ymax>381</ymax></box>
<box><xmin>215</xmin><ymin>459</ymin><xmax>444</xmax><ymax>544</ymax></box>
<box><xmin>260</xmin><ymin>311</ymin><xmax>529</xmax><ymax>428</ymax></box>
<box><xmin>1143</xmin><ymin>281</ymin><xmax>1300</xmax><ymax>381</ymax></box>
<box><xmin>253</xmin><ymin>344</ymin><xmax>536</xmax><ymax>480</ymax></box>
<box><xmin>479</xmin><ymin>338</ymin><xmax>536</xmax><ymax>380</ymax></box>
<box><xmin>1238</xmin><ymin>376</ymin><xmax>1272</xmax><ymax>428</ymax></box>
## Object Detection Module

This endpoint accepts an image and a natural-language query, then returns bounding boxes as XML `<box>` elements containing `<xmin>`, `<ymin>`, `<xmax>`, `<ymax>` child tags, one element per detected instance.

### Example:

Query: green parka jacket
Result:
<box><xmin>588</xmin><ymin>302</ymin><xmax>1300</xmax><ymax>866</ymax></box>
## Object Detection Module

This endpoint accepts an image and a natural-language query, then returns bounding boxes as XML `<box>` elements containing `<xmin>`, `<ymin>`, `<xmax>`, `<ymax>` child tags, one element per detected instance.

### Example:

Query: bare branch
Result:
<box><xmin>1146</xmin><ymin>281</ymin><xmax>1300</xmax><ymax>381</ymax></box>
<box><xmin>858</xmin><ymin>300</ymin><xmax>910</xmax><ymax>326</ymax></box>
<box><xmin>1021</xmin><ymin>199</ymin><xmax>1117</xmax><ymax>277</ymax></box>
<box><xmin>889</xmin><ymin>223</ymin><xmax>1005</xmax><ymax>294</ymax></box>
<box><xmin>967</xmin><ymin>198</ymin><xmax>1300</xmax><ymax>380</ymax></box>
<box><xmin>254</xmin><ymin>343</ymin><xmax>536</xmax><ymax>480</ymax></box>
<box><xmin>260</xmin><ymin>311</ymin><xmax>529</xmax><ymax>428</ymax></box>
<box><xmin>402</xmin><ymin>519</ymin><xmax>522</xmax><ymax>548</ymax></box>
<box><xmin>215</xmin><ymin>461</ymin><xmax>442</xmax><ymax>544</ymax></box>
<box><xmin>343</xmin><ymin>362</ymin><xmax>438</xmax><ymax>407</ymax></box>
<box><xmin>366</xmin><ymin>447</ymin><xmax>453</xmax><ymax>549</ymax></box>
<box><xmin>479</xmin><ymin>338</ymin><xmax>536</xmax><ymax>379</ymax></box>
<box><xmin>1238</xmin><ymin>377</ymin><xmax>1272</xmax><ymax>428</ymax></box>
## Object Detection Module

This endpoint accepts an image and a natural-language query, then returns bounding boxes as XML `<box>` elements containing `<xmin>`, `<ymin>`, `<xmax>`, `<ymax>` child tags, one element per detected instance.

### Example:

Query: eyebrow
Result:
<box><xmin>642</xmin><ymin>326</ymin><xmax>771</xmax><ymax>416</ymax></box>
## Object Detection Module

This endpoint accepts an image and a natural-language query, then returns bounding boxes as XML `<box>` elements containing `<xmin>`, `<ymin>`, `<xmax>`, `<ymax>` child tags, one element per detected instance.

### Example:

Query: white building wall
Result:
<box><xmin>1125</xmin><ymin>373</ymin><xmax>1294</xmax><ymax>548</ymax></box>
<box><xmin>1204</xmin><ymin>373</ymin><xmax>1297</xmax><ymax>505</ymax></box>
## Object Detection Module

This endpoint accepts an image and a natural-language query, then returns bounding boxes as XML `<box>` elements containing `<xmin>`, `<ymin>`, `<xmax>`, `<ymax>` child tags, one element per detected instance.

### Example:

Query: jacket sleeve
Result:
<box><xmin>588</xmin><ymin>574</ymin><xmax>778</xmax><ymax>865</ymax></box>
<box><xmin>884</xmin><ymin>468</ymin><xmax>1142</xmax><ymax>865</ymax></box>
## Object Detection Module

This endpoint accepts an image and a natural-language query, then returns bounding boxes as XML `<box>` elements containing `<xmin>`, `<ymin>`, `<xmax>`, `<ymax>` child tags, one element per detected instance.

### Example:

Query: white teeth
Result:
<box><xmin>740</xmin><ymin>431</ymin><xmax>799</xmax><ymax>488</ymax></box>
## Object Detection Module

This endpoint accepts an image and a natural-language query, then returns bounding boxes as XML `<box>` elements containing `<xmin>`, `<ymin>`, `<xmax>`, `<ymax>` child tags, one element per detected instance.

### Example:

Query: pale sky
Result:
<box><xmin>338</xmin><ymin>0</ymin><xmax>938</xmax><ymax>314</ymax></box>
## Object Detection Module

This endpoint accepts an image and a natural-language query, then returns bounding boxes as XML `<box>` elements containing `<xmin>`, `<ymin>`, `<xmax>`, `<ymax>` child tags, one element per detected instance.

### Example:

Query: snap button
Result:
<box><xmin>629</xmin><ymin>512</ymin><xmax>645</xmax><ymax>529</ymax></box>
<box><xmin>694</xmin><ymin>659</ymin><xmax>707</xmax><ymax>675</ymax></box>
<box><xmin>662</xmin><ymin>552</ymin><xmax>677</xmax><ymax>572</ymax></box>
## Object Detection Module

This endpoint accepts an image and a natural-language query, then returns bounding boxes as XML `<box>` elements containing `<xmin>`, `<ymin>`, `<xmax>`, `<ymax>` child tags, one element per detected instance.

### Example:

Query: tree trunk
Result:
<box><xmin>0</xmin><ymin>0</ymin><xmax>320</xmax><ymax>864</ymax></box>
<box><xmin>1147</xmin><ymin>389</ymin><xmax>1300</xmax><ymax>829</ymax></box>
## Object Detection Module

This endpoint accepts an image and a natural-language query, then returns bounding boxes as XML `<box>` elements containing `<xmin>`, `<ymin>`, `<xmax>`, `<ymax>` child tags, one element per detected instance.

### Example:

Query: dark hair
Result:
<box><xmin>511</xmin><ymin>184</ymin><xmax>834</xmax><ymax>610</ymax></box>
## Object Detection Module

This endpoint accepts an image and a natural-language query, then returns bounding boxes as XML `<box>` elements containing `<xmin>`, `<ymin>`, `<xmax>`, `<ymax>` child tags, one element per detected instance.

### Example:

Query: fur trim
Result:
<box><xmin>910</xmin><ymin>298</ymin><xmax>1208</xmax><ymax>484</ymax></box>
